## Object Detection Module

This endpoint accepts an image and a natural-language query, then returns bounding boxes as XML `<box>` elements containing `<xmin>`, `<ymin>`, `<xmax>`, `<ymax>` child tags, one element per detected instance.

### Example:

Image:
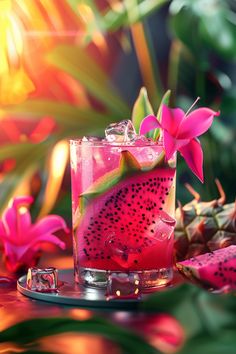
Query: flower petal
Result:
<box><xmin>27</xmin><ymin>233</ymin><xmax>66</xmax><ymax>250</ymax></box>
<box><xmin>20</xmin><ymin>234</ymin><xmax>66</xmax><ymax>259</ymax></box>
<box><xmin>3</xmin><ymin>242</ymin><xmax>29</xmax><ymax>262</ymax></box>
<box><xmin>30</xmin><ymin>215</ymin><xmax>69</xmax><ymax>239</ymax></box>
<box><xmin>3</xmin><ymin>234</ymin><xmax>65</xmax><ymax>264</ymax></box>
<box><xmin>3</xmin><ymin>242</ymin><xmax>19</xmax><ymax>265</ymax></box>
<box><xmin>178</xmin><ymin>108</ymin><xmax>220</xmax><ymax>139</ymax></box>
<box><xmin>17</xmin><ymin>207</ymin><xmax>32</xmax><ymax>243</ymax></box>
<box><xmin>161</xmin><ymin>105</ymin><xmax>185</xmax><ymax>135</ymax></box>
<box><xmin>139</xmin><ymin>115</ymin><xmax>161</xmax><ymax>135</ymax></box>
<box><xmin>0</xmin><ymin>220</ymin><xmax>6</xmax><ymax>239</ymax></box>
<box><xmin>163</xmin><ymin>130</ymin><xmax>189</xmax><ymax>160</ymax></box>
<box><xmin>178</xmin><ymin>138</ymin><xmax>204</xmax><ymax>182</ymax></box>
<box><xmin>2</xmin><ymin>196</ymin><xmax>33</xmax><ymax>242</ymax></box>
<box><xmin>5</xmin><ymin>245</ymin><xmax>40</xmax><ymax>273</ymax></box>
<box><xmin>163</xmin><ymin>130</ymin><xmax>177</xmax><ymax>160</ymax></box>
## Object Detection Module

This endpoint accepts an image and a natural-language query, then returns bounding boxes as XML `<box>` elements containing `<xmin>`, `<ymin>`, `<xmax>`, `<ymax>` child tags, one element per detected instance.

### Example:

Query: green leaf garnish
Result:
<box><xmin>132</xmin><ymin>87</ymin><xmax>154</xmax><ymax>133</ymax></box>
<box><xmin>153</xmin><ymin>90</ymin><xmax>171</xmax><ymax>140</ymax></box>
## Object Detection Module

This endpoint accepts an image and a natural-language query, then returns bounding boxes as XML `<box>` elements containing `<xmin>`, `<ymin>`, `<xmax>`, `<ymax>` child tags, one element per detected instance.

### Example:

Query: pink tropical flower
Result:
<box><xmin>141</xmin><ymin>314</ymin><xmax>185</xmax><ymax>353</ymax></box>
<box><xmin>114</xmin><ymin>313</ymin><xmax>185</xmax><ymax>353</ymax></box>
<box><xmin>140</xmin><ymin>103</ymin><xmax>220</xmax><ymax>182</ymax></box>
<box><xmin>0</xmin><ymin>196</ymin><xmax>69</xmax><ymax>273</ymax></box>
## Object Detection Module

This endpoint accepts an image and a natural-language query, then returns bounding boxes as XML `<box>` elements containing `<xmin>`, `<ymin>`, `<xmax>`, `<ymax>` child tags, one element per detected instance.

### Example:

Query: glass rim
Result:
<box><xmin>69</xmin><ymin>138</ymin><xmax>163</xmax><ymax>148</ymax></box>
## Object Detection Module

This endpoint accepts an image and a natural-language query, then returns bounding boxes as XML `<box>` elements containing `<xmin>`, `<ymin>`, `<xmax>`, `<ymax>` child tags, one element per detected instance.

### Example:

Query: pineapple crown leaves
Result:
<box><xmin>175</xmin><ymin>180</ymin><xmax>236</xmax><ymax>261</ymax></box>
<box><xmin>177</xmin><ymin>178</ymin><xmax>231</xmax><ymax>233</ymax></box>
<box><xmin>176</xmin><ymin>179</ymin><xmax>227</xmax><ymax>228</ymax></box>
<box><xmin>185</xmin><ymin>179</ymin><xmax>226</xmax><ymax>207</ymax></box>
<box><xmin>178</xmin><ymin>179</ymin><xmax>226</xmax><ymax>215</ymax></box>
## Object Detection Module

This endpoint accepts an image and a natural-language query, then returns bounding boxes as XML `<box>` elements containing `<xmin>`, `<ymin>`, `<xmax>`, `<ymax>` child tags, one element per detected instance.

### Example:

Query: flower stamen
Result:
<box><xmin>184</xmin><ymin>97</ymin><xmax>200</xmax><ymax>117</ymax></box>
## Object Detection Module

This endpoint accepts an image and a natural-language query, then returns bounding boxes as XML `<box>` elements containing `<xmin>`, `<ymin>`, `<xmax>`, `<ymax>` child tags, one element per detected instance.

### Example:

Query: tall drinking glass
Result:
<box><xmin>70</xmin><ymin>139</ymin><xmax>176</xmax><ymax>290</ymax></box>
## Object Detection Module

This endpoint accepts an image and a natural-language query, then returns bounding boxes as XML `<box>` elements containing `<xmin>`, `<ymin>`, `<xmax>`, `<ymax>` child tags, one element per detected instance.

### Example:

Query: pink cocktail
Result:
<box><xmin>70</xmin><ymin>138</ymin><xmax>176</xmax><ymax>290</ymax></box>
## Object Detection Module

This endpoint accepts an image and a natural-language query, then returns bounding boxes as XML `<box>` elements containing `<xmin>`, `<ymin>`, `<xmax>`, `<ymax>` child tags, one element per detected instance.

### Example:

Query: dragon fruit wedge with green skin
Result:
<box><xmin>74</xmin><ymin>150</ymin><xmax>176</xmax><ymax>271</ymax></box>
<box><xmin>176</xmin><ymin>245</ymin><xmax>236</xmax><ymax>290</ymax></box>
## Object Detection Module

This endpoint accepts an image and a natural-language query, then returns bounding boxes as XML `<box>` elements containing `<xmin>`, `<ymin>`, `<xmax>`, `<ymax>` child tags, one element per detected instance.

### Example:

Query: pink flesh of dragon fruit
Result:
<box><xmin>176</xmin><ymin>245</ymin><xmax>236</xmax><ymax>290</ymax></box>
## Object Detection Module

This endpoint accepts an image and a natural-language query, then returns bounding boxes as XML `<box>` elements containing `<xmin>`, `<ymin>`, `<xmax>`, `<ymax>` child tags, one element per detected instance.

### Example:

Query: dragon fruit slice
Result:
<box><xmin>74</xmin><ymin>150</ymin><xmax>176</xmax><ymax>271</ymax></box>
<box><xmin>176</xmin><ymin>245</ymin><xmax>236</xmax><ymax>290</ymax></box>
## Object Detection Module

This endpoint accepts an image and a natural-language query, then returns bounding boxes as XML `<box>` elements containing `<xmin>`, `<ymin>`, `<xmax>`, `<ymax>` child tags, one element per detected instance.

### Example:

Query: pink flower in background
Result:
<box><xmin>113</xmin><ymin>312</ymin><xmax>185</xmax><ymax>353</ymax></box>
<box><xmin>140</xmin><ymin>103</ymin><xmax>220</xmax><ymax>182</ymax></box>
<box><xmin>143</xmin><ymin>314</ymin><xmax>185</xmax><ymax>353</ymax></box>
<box><xmin>0</xmin><ymin>196</ymin><xmax>69</xmax><ymax>273</ymax></box>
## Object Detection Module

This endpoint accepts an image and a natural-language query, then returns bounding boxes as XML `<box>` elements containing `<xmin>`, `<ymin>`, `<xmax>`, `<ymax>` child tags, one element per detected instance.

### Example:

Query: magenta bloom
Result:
<box><xmin>140</xmin><ymin>104</ymin><xmax>220</xmax><ymax>182</ymax></box>
<box><xmin>0</xmin><ymin>196</ymin><xmax>69</xmax><ymax>273</ymax></box>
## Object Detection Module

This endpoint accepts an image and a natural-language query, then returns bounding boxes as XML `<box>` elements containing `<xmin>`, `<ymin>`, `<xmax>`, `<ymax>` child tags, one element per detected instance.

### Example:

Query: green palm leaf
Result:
<box><xmin>0</xmin><ymin>142</ymin><xmax>49</xmax><ymax>214</ymax></box>
<box><xmin>132</xmin><ymin>87</ymin><xmax>154</xmax><ymax>133</ymax></box>
<box><xmin>0</xmin><ymin>317</ymin><xmax>157</xmax><ymax>354</ymax></box>
<box><xmin>103</xmin><ymin>0</ymin><xmax>169</xmax><ymax>31</ymax></box>
<box><xmin>47</xmin><ymin>45</ymin><xmax>130</xmax><ymax>116</ymax></box>
<box><xmin>3</xmin><ymin>100</ymin><xmax>118</xmax><ymax>133</ymax></box>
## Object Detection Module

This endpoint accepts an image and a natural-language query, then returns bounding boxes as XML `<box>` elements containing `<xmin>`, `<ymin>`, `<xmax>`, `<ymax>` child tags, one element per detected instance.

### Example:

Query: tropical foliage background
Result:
<box><xmin>0</xmin><ymin>0</ymin><xmax>236</xmax><ymax>353</ymax></box>
<box><xmin>0</xmin><ymin>0</ymin><xmax>235</xmax><ymax>219</ymax></box>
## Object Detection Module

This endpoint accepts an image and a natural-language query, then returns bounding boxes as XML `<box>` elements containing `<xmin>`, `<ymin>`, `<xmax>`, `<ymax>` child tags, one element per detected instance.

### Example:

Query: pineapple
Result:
<box><xmin>174</xmin><ymin>180</ymin><xmax>236</xmax><ymax>261</ymax></box>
